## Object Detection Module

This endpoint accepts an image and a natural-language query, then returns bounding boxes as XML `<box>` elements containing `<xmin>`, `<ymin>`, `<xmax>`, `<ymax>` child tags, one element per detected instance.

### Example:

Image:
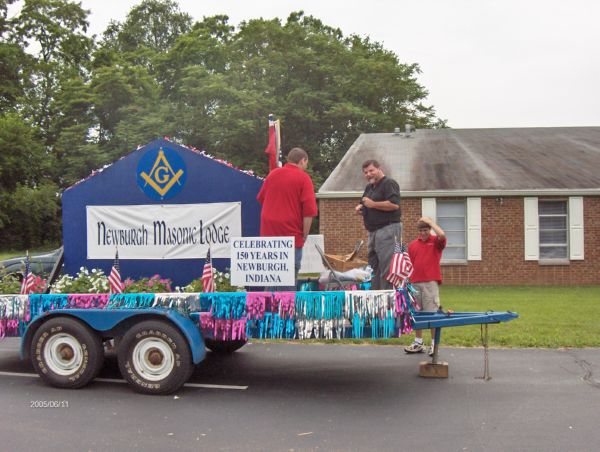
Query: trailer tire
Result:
<box><xmin>117</xmin><ymin>320</ymin><xmax>192</xmax><ymax>395</ymax></box>
<box><xmin>204</xmin><ymin>339</ymin><xmax>247</xmax><ymax>354</ymax></box>
<box><xmin>31</xmin><ymin>317</ymin><xmax>103</xmax><ymax>389</ymax></box>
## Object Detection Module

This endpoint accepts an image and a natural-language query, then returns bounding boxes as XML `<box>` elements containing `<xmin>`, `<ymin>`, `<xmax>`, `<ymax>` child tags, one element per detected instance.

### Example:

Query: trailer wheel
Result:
<box><xmin>204</xmin><ymin>339</ymin><xmax>247</xmax><ymax>354</ymax></box>
<box><xmin>30</xmin><ymin>317</ymin><xmax>103</xmax><ymax>389</ymax></box>
<box><xmin>117</xmin><ymin>320</ymin><xmax>192</xmax><ymax>395</ymax></box>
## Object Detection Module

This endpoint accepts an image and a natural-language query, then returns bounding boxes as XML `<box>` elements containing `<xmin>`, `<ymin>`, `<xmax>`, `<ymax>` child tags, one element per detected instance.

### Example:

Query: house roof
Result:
<box><xmin>318</xmin><ymin>127</ymin><xmax>600</xmax><ymax>197</ymax></box>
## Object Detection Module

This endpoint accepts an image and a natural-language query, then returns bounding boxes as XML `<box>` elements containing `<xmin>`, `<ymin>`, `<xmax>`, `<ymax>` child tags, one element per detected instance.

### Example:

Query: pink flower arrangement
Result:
<box><xmin>123</xmin><ymin>274</ymin><xmax>172</xmax><ymax>293</ymax></box>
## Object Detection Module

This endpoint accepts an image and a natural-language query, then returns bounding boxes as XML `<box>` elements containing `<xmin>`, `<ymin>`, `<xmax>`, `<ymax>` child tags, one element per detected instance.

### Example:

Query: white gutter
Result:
<box><xmin>317</xmin><ymin>189</ymin><xmax>600</xmax><ymax>199</ymax></box>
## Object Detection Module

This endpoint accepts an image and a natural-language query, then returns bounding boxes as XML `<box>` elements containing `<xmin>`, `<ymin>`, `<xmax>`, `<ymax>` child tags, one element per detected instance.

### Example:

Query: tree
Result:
<box><xmin>51</xmin><ymin>75</ymin><xmax>103</xmax><ymax>186</ymax></box>
<box><xmin>0</xmin><ymin>112</ymin><xmax>46</xmax><ymax>191</ymax></box>
<box><xmin>0</xmin><ymin>181</ymin><xmax>61</xmax><ymax>248</ymax></box>
<box><xmin>154</xmin><ymin>14</ymin><xmax>233</xmax><ymax>96</ymax></box>
<box><xmin>10</xmin><ymin>0</ymin><xmax>93</xmax><ymax>147</ymax></box>
<box><xmin>100</xmin><ymin>0</ymin><xmax>192</xmax><ymax>70</ymax></box>
<box><xmin>0</xmin><ymin>1</ymin><xmax>28</xmax><ymax>113</ymax></box>
<box><xmin>90</xmin><ymin>63</ymin><xmax>172</xmax><ymax>160</ymax></box>
<box><xmin>92</xmin><ymin>8</ymin><xmax>444</xmax><ymax>182</ymax></box>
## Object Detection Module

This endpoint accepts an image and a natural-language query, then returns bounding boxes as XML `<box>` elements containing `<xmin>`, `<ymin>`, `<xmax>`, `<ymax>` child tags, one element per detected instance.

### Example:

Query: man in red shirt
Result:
<box><xmin>404</xmin><ymin>216</ymin><xmax>446</xmax><ymax>356</ymax></box>
<box><xmin>257</xmin><ymin>147</ymin><xmax>318</xmax><ymax>290</ymax></box>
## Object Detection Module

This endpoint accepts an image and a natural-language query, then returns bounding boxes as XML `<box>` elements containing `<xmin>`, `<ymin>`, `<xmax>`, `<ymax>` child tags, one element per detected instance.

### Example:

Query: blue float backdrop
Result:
<box><xmin>62</xmin><ymin>138</ymin><xmax>263</xmax><ymax>286</ymax></box>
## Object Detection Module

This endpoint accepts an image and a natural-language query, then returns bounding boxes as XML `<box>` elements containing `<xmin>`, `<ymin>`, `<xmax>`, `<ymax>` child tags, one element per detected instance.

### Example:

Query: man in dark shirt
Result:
<box><xmin>355</xmin><ymin>159</ymin><xmax>401</xmax><ymax>290</ymax></box>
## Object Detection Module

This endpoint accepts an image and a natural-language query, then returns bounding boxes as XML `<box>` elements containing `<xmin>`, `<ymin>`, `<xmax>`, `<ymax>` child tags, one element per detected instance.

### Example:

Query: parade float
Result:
<box><xmin>0</xmin><ymin>137</ymin><xmax>517</xmax><ymax>394</ymax></box>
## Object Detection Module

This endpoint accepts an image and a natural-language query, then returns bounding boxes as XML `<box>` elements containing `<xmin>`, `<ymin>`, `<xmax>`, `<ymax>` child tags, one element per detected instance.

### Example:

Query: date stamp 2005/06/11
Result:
<box><xmin>30</xmin><ymin>400</ymin><xmax>69</xmax><ymax>408</ymax></box>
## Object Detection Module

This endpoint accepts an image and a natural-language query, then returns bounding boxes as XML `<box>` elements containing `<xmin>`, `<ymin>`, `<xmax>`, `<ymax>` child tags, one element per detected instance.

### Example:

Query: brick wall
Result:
<box><xmin>319</xmin><ymin>196</ymin><xmax>600</xmax><ymax>285</ymax></box>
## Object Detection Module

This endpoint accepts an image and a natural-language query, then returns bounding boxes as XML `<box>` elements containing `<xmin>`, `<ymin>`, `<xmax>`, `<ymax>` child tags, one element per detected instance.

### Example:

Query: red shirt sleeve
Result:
<box><xmin>256</xmin><ymin>179</ymin><xmax>267</xmax><ymax>205</ymax></box>
<box><xmin>300</xmin><ymin>174</ymin><xmax>318</xmax><ymax>217</ymax></box>
<box><xmin>436</xmin><ymin>236</ymin><xmax>447</xmax><ymax>250</ymax></box>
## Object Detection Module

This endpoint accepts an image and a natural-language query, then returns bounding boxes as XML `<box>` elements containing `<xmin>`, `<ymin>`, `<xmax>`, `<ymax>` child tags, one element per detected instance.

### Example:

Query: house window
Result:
<box><xmin>436</xmin><ymin>200</ymin><xmax>466</xmax><ymax>260</ymax></box>
<box><xmin>538</xmin><ymin>200</ymin><xmax>568</xmax><ymax>259</ymax></box>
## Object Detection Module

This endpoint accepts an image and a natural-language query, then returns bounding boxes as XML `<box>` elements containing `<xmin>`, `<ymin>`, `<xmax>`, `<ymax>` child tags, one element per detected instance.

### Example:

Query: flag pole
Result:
<box><xmin>275</xmin><ymin>118</ymin><xmax>281</xmax><ymax>168</ymax></box>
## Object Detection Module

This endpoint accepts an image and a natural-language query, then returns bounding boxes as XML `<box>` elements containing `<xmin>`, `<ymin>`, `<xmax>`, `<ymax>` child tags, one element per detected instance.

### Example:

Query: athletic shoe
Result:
<box><xmin>428</xmin><ymin>345</ymin><xmax>435</xmax><ymax>357</ymax></box>
<box><xmin>404</xmin><ymin>342</ymin><xmax>425</xmax><ymax>353</ymax></box>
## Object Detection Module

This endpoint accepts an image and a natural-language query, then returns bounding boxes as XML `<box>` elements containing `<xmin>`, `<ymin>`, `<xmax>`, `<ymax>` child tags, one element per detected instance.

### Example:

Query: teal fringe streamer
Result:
<box><xmin>322</xmin><ymin>292</ymin><xmax>345</xmax><ymax>319</ymax></box>
<box><xmin>107</xmin><ymin>293</ymin><xmax>155</xmax><ymax>309</ymax></box>
<box><xmin>29</xmin><ymin>294</ymin><xmax>69</xmax><ymax>319</ymax></box>
<box><xmin>208</xmin><ymin>292</ymin><xmax>247</xmax><ymax>320</ymax></box>
<box><xmin>295</xmin><ymin>292</ymin><xmax>343</xmax><ymax>320</ymax></box>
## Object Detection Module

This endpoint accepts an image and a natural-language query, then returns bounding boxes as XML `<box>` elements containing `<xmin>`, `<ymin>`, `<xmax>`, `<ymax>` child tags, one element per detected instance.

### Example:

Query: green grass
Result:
<box><xmin>434</xmin><ymin>285</ymin><xmax>600</xmax><ymax>348</ymax></box>
<box><xmin>289</xmin><ymin>286</ymin><xmax>600</xmax><ymax>349</ymax></box>
<box><xmin>0</xmin><ymin>245</ymin><xmax>58</xmax><ymax>261</ymax></box>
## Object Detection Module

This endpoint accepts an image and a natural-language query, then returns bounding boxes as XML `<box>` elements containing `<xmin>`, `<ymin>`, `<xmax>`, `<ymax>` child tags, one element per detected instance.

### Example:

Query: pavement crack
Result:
<box><xmin>567</xmin><ymin>351</ymin><xmax>600</xmax><ymax>389</ymax></box>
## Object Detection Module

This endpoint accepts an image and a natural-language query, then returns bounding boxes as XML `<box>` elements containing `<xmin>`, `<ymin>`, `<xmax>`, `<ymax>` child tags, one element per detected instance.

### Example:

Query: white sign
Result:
<box><xmin>299</xmin><ymin>235</ymin><xmax>326</xmax><ymax>274</ymax></box>
<box><xmin>230</xmin><ymin>237</ymin><xmax>295</xmax><ymax>286</ymax></box>
<box><xmin>86</xmin><ymin>203</ymin><xmax>241</xmax><ymax>259</ymax></box>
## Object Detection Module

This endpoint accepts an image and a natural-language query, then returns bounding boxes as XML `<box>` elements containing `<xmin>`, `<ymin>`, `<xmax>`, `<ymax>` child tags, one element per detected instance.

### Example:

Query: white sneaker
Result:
<box><xmin>404</xmin><ymin>342</ymin><xmax>425</xmax><ymax>353</ymax></box>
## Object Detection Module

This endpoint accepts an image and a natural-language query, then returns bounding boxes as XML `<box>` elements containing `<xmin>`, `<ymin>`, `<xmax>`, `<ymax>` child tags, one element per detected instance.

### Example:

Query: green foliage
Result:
<box><xmin>0</xmin><ymin>272</ymin><xmax>21</xmax><ymax>294</ymax></box>
<box><xmin>13</xmin><ymin>0</ymin><xmax>92</xmax><ymax>65</ymax></box>
<box><xmin>0</xmin><ymin>41</ymin><xmax>27</xmax><ymax>111</ymax></box>
<box><xmin>0</xmin><ymin>113</ymin><xmax>46</xmax><ymax>191</ymax></box>
<box><xmin>101</xmin><ymin>0</ymin><xmax>192</xmax><ymax>54</ymax></box>
<box><xmin>0</xmin><ymin>182</ymin><xmax>61</xmax><ymax>248</ymax></box>
<box><xmin>10</xmin><ymin>0</ymin><xmax>93</xmax><ymax>147</ymax></box>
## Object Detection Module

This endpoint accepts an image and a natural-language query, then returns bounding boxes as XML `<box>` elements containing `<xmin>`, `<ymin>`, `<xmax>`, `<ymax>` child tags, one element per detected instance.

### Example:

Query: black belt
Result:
<box><xmin>369</xmin><ymin>221</ymin><xmax>400</xmax><ymax>232</ymax></box>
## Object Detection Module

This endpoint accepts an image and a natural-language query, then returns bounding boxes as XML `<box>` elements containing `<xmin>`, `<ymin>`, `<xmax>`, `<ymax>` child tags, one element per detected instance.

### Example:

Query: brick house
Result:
<box><xmin>317</xmin><ymin>127</ymin><xmax>600</xmax><ymax>285</ymax></box>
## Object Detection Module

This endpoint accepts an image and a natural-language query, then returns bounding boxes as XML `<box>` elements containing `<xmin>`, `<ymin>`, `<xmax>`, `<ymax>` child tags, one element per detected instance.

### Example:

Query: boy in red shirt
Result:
<box><xmin>404</xmin><ymin>216</ymin><xmax>446</xmax><ymax>356</ymax></box>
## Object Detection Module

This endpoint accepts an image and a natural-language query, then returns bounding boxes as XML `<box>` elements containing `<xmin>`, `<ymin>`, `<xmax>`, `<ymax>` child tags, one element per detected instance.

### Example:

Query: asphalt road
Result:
<box><xmin>1</xmin><ymin>338</ymin><xmax>599</xmax><ymax>452</ymax></box>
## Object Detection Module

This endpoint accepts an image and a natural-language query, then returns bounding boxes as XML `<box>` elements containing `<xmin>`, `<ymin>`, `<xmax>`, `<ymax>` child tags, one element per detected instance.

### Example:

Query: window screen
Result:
<box><xmin>436</xmin><ymin>200</ymin><xmax>466</xmax><ymax>260</ymax></box>
<box><xmin>539</xmin><ymin>200</ymin><xmax>568</xmax><ymax>259</ymax></box>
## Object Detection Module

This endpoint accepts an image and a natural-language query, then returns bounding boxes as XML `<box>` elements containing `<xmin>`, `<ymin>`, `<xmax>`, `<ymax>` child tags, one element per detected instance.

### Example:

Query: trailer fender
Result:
<box><xmin>21</xmin><ymin>309</ymin><xmax>206</xmax><ymax>364</ymax></box>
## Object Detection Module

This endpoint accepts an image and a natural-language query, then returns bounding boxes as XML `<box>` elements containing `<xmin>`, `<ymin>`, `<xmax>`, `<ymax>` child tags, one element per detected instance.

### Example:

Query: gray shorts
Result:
<box><xmin>412</xmin><ymin>281</ymin><xmax>440</xmax><ymax>311</ymax></box>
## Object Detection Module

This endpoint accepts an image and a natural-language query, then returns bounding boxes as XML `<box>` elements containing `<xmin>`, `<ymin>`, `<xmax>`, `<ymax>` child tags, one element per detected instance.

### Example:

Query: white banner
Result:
<box><xmin>86</xmin><ymin>203</ymin><xmax>241</xmax><ymax>259</ymax></box>
<box><xmin>230</xmin><ymin>237</ymin><xmax>295</xmax><ymax>287</ymax></box>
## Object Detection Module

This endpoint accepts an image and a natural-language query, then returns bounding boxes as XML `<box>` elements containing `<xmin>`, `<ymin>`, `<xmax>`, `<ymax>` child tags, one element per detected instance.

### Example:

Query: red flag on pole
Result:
<box><xmin>202</xmin><ymin>248</ymin><xmax>216</xmax><ymax>293</ymax></box>
<box><xmin>108</xmin><ymin>250</ymin><xmax>125</xmax><ymax>294</ymax></box>
<box><xmin>265</xmin><ymin>114</ymin><xmax>281</xmax><ymax>172</ymax></box>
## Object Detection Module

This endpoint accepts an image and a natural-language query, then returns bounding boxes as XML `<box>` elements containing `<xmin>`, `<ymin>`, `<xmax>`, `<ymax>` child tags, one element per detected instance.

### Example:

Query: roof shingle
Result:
<box><xmin>319</xmin><ymin>127</ymin><xmax>600</xmax><ymax>194</ymax></box>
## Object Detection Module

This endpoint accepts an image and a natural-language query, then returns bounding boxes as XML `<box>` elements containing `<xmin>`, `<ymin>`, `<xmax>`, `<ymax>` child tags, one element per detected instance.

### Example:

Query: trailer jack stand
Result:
<box><xmin>419</xmin><ymin>360</ymin><xmax>449</xmax><ymax>378</ymax></box>
<box><xmin>419</xmin><ymin>328</ymin><xmax>449</xmax><ymax>378</ymax></box>
<box><xmin>476</xmin><ymin>324</ymin><xmax>492</xmax><ymax>381</ymax></box>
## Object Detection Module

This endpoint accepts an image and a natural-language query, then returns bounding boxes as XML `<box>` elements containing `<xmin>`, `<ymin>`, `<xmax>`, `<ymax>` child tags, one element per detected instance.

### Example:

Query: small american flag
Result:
<box><xmin>386</xmin><ymin>242</ymin><xmax>413</xmax><ymax>288</ymax></box>
<box><xmin>108</xmin><ymin>250</ymin><xmax>125</xmax><ymax>294</ymax></box>
<box><xmin>202</xmin><ymin>248</ymin><xmax>216</xmax><ymax>293</ymax></box>
<box><xmin>20</xmin><ymin>253</ymin><xmax>36</xmax><ymax>295</ymax></box>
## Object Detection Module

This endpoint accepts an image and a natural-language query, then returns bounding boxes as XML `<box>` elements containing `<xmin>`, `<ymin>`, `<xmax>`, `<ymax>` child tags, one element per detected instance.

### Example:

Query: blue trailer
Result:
<box><xmin>16</xmin><ymin>291</ymin><xmax>518</xmax><ymax>395</ymax></box>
